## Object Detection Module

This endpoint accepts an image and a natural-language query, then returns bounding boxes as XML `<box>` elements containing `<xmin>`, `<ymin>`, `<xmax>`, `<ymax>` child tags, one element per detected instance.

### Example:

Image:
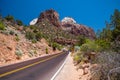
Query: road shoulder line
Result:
<box><xmin>51</xmin><ymin>52</ymin><xmax>70</xmax><ymax>80</ymax></box>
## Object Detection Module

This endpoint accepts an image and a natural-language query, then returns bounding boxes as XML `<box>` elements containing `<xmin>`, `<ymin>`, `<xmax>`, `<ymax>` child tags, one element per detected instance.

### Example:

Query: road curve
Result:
<box><xmin>0</xmin><ymin>51</ymin><xmax>69</xmax><ymax>80</ymax></box>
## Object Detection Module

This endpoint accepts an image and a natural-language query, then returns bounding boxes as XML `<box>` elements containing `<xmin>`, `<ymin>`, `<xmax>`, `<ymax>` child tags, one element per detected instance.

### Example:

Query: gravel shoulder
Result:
<box><xmin>54</xmin><ymin>53</ymin><xmax>83</xmax><ymax>80</ymax></box>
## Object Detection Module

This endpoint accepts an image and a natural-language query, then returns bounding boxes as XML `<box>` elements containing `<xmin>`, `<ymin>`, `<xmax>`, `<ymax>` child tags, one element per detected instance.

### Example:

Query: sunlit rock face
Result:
<box><xmin>29</xmin><ymin>18</ymin><xmax>38</xmax><ymax>25</ymax></box>
<box><xmin>61</xmin><ymin>17</ymin><xmax>96</xmax><ymax>39</ymax></box>
<box><xmin>61</xmin><ymin>17</ymin><xmax>76</xmax><ymax>24</ymax></box>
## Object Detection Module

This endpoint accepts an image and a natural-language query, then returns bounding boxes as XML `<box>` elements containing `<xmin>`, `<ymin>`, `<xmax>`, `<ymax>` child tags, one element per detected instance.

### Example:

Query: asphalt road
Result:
<box><xmin>0</xmin><ymin>52</ymin><xmax>69</xmax><ymax>80</ymax></box>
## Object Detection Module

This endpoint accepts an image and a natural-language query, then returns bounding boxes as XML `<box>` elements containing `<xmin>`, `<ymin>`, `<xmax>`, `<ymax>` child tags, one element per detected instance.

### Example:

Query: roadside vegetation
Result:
<box><xmin>0</xmin><ymin>21</ymin><xmax>5</xmax><ymax>30</ymax></box>
<box><xmin>0</xmin><ymin>14</ymin><xmax>62</xmax><ymax>64</ymax></box>
<box><xmin>73</xmin><ymin>9</ymin><xmax>120</xmax><ymax>80</ymax></box>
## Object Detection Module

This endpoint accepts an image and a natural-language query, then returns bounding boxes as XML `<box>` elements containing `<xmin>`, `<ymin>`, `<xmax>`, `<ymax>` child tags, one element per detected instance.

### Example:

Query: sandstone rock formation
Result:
<box><xmin>61</xmin><ymin>17</ymin><xmax>96</xmax><ymax>39</ymax></box>
<box><xmin>61</xmin><ymin>17</ymin><xmax>76</xmax><ymax>24</ymax></box>
<box><xmin>37</xmin><ymin>9</ymin><xmax>61</xmax><ymax>27</ymax></box>
<box><xmin>37</xmin><ymin>9</ymin><xmax>95</xmax><ymax>39</ymax></box>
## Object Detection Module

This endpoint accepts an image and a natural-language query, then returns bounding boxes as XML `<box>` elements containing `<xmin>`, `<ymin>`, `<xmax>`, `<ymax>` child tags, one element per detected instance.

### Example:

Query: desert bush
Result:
<box><xmin>74</xmin><ymin>52</ymin><xmax>84</xmax><ymax>64</ymax></box>
<box><xmin>108</xmin><ymin>67</ymin><xmax>120</xmax><ymax>80</ymax></box>
<box><xmin>91</xmin><ymin>52</ymin><xmax>120</xmax><ymax>80</ymax></box>
<box><xmin>29</xmin><ymin>50</ymin><xmax>34</xmax><ymax>57</ymax></box>
<box><xmin>0</xmin><ymin>21</ymin><xmax>5</xmax><ymax>30</ymax></box>
<box><xmin>1</xmin><ymin>30</ymin><xmax>9</xmax><ymax>35</ymax></box>
<box><xmin>15</xmin><ymin>49</ymin><xmax>23</xmax><ymax>59</ymax></box>
<box><xmin>29</xmin><ymin>50</ymin><xmax>37</xmax><ymax>57</ymax></box>
<box><xmin>111</xmin><ymin>36</ymin><xmax>120</xmax><ymax>53</ymax></box>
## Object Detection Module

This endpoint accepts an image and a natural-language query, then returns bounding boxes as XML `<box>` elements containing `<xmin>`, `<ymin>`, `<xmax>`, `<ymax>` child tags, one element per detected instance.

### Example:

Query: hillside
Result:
<box><xmin>0</xmin><ymin>17</ymin><xmax>60</xmax><ymax>66</ymax></box>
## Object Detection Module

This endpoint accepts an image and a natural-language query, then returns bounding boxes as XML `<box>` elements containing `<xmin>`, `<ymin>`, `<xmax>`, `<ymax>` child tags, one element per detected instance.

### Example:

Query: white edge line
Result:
<box><xmin>50</xmin><ymin>52</ymin><xmax>70</xmax><ymax>80</ymax></box>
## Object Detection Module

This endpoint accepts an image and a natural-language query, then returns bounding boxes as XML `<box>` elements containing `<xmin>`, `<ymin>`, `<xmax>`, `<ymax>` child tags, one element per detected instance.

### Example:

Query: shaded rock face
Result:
<box><xmin>37</xmin><ymin>9</ymin><xmax>61</xmax><ymax>27</ymax></box>
<box><xmin>61</xmin><ymin>19</ymin><xmax>95</xmax><ymax>39</ymax></box>
<box><xmin>54</xmin><ymin>37</ymin><xmax>77</xmax><ymax>45</ymax></box>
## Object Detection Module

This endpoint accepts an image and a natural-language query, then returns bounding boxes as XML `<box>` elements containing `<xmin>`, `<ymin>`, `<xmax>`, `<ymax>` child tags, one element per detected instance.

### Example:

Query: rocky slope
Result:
<box><xmin>0</xmin><ymin>19</ymin><xmax>60</xmax><ymax>66</ymax></box>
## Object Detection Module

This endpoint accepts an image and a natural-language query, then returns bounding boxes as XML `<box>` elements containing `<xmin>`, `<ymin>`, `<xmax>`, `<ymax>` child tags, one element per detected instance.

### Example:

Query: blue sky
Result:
<box><xmin>0</xmin><ymin>0</ymin><xmax>120</xmax><ymax>32</ymax></box>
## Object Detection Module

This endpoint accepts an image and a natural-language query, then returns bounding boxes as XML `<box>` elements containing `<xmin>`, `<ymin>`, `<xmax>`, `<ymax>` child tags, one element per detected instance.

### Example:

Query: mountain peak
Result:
<box><xmin>37</xmin><ymin>9</ymin><xmax>61</xmax><ymax>27</ymax></box>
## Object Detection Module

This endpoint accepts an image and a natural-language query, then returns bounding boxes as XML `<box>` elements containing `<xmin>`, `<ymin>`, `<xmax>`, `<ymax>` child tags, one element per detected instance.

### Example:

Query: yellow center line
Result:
<box><xmin>0</xmin><ymin>52</ymin><xmax>65</xmax><ymax>78</ymax></box>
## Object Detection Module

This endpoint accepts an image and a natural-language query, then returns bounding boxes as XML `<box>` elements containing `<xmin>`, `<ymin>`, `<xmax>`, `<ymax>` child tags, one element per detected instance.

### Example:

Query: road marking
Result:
<box><xmin>0</xmin><ymin>52</ymin><xmax>65</xmax><ymax>78</ymax></box>
<box><xmin>51</xmin><ymin>52</ymin><xmax>70</xmax><ymax>80</ymax></box>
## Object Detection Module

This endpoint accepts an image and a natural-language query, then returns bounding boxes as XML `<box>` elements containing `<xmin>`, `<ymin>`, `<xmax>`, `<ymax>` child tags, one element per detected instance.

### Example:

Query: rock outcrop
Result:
<box><xmin>54</xmin><ymin>37</ymin><xmax>77</xmax><ymax>45</ymax></box>
<box><xmin>61</xmin><ymin>17</ymin><xmax>76</xmax><ymax>24</ymax></box>
<box><xmin>61</xmin><ymin>17</ymin><xmax>95</xmax><ymax>39</ymax></box>
<box><xmin>37</xmin><ymin>9</ymin><xmax>61</xmax><ymax>27</ymax></box>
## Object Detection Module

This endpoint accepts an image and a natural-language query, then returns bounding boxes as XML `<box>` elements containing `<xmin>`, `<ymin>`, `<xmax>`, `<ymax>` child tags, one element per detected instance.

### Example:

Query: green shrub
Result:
<box><xmin>95</xmin><ymin>39</ymin><xmax>110</xmax><ymax>51</ymax></box>
<box><xmin>74</xmin><ymin>54</ymin><xmax>83</xmax><ymax>63</ymax></box>
<box><xmin>32</xmin><ymin>39</ymin><xmax>37</xmax><ymax>43</ymax></box>
<box><xmin>5</xmin><ymin>15</ymin><xmax>14</xmax><ymax>21</ymax></box>
<box><xmin>69</xmin><ymin>45</ymin><xmax>75</xmax><ymax>53</ymax></box>
<box><xmin>0</xmin><ymin>21</ymin><xmax>5</xmax><ymax>30</ymax></box>
<box><xmin>52</xmin><ymin>42</ymin><xmax>62</xmax><ymax>51</ymax></box>
<box><xmin>36</xmin><ymin>32</ymin><xmax>42</xmax><ymax>41</ymax></box>
<box><xmin>16</xmin><ymin>20</ymin><xmax>23</xmax><ymax>26</ymax></box>
<box><xmin>29</xmin><ymin>25</ymin><xmax>36</xmax><ymax>30</ymax></box>
<box><xmin>81</xmin><ymin>39</ymin><xmax>100</xmax><ymax>53</ymax></box>
<box><xmin>52</xmin><ymin>42</ymin><xmax>57</xmax><ymax>51</ymax></box>
<box><xmin>76</xmin><ymin>35</ymin><xmax>86</xmax><ymax>46</ymax></box>
<box><xmin>25</xmin><ymin>31</ymin><xmax>35</xmax><ymax>40</ymax></box>
<box><xmin>15</xmin><ymin>35</ymin><xmax>20</xmax><ymax>41</ymax></box>
<box><xmin>74</xmin><ymin>39</ymin><xmax>101</xmax><ymax>64</ymax></box>
<box><xmin>46</xmin><ymin>47</ymin><xmax>48</xmax><ymax>54</ymax></box>
<box><xmin>73</xmin><ymin>50</ymin><xmax>89</xmax><ymax>64</ymax></box>
<box><xmin>9</xmin><ymin>30</ymin><xmax>14</xmax><ymax>35</ymax></box>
